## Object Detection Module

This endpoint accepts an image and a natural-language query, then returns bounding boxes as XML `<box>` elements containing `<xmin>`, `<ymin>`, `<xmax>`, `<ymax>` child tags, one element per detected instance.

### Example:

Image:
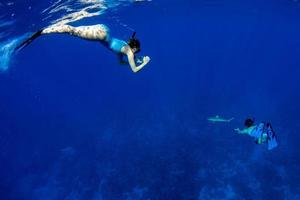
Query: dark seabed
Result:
<box><xmin>0</xmin><ymin>0</ymin><xmax>300</xmax><ymax>199</ymax></box>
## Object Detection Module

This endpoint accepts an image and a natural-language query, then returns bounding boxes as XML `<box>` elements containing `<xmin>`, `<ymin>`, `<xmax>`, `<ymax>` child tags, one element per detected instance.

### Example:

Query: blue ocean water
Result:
<box><xmin>0</xmin><ymin>0</ymin><xmax>300</xmax><ymax>199</ymax></box>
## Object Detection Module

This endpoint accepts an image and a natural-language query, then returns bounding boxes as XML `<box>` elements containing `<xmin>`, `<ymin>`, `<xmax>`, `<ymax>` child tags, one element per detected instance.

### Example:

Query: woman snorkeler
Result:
<box><xmin>15</xmin><ymin>24</ymin><xmax>150</xmax><ymax>73</ymax></box>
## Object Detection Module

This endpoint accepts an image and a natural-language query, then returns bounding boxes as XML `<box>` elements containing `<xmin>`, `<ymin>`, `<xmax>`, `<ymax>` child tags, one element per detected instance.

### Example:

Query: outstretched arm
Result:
<box><xmin>124</xmin><ymin>47</ymin><xmax>150</xmax><ymax>73</ymax></box>
<box><xmin>234</xmin><ymin>128</ymin><xmax>249</xmax><ymax>135</ymax></box>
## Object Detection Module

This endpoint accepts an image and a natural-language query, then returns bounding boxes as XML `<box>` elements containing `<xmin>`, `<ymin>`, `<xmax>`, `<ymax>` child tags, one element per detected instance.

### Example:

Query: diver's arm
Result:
<box><xmin>234</xmin><ymin>128</ymin><xmax>249</xmax><ymax>135</ymax></box>
<box><xmin>123</xmin><ymin>47</ymin><xmax>150</xmax><ymax>73</ymax></box>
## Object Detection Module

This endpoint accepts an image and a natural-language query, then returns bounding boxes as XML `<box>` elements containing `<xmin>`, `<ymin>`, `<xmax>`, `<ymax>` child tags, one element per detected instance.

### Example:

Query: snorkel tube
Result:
<box><xmin>128</xmin><ymin>31</ymin><xmax>143</xmax><ymax>63</ymax></box>
<box><xmin>132</xmin><ymin>31</ymin><xmax>137</xmax><ymax>39</ymax></box>
<box><xmin>128</xmin><ymin>31</ymin><xmax>141</xmax><ymax>53</ymax></box>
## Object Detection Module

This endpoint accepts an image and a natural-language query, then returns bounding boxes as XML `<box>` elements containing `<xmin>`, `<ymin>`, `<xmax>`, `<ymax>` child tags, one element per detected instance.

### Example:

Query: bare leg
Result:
<box><xmin>42</xmin><ymin>24</ymin><xmax>109</xmax><ymax>41</ymax></box>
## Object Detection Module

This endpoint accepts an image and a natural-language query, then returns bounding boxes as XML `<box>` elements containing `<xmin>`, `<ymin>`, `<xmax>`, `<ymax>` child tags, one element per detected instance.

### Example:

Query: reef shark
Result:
<box><xmin>207</xmin><ymin>115</ymin><xmax>234</xmax><ymax>123</ymax></box>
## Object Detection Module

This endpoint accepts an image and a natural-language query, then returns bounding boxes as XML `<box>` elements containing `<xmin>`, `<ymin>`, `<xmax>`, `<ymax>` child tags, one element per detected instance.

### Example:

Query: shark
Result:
<box><xmin>207</xmin><ymin>115</ymin><xmax>234</xmax><ymax>123</ymax></box>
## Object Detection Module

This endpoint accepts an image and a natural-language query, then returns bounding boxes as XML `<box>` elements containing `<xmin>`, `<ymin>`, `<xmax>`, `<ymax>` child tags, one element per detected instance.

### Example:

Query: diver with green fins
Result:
<box><xmin>234</xmin><ymin>118</ymin><xmax>278</xmax><ymax>150</ymax></box>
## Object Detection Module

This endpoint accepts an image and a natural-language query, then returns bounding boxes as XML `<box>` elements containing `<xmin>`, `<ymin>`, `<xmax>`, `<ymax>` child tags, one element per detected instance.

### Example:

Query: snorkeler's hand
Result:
<box><xmin>143</xmin><ymin>56</ymin><xmax>150</xmax><ymax>64</ymax></box>
<box><xmin>234</xmin><ymin>128</ymin><xmax>240</xmax><ymax>133</ymax></box>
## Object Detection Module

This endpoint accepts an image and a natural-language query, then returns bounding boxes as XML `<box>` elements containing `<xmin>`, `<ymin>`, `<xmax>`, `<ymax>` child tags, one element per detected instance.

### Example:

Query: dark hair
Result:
<box><xmin>128</xmin><ymin>32</ymin><xmax>141</xmax><ymax>53</ymax></box>
<box><xmin>244</xmin><ymin>118</ymin><xmax>254</xmax><ymax>127</ymax></box>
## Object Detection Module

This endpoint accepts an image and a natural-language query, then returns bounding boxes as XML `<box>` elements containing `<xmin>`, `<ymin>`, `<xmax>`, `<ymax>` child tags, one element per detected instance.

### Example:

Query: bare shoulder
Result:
<box><xmin>121</xmin><ymin>45</ymin><xmax>131</xmax><ymax>54</ymax></box>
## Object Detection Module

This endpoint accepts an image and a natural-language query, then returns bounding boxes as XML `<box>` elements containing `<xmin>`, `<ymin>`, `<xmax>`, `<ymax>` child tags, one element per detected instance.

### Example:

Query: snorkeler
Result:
<box><xmin>234</xmin><ymin>118</ymin><xmax>278</xmax><ymax>150</ymax></box>
<box><xmin>15</xmin><ymin>24</ymin><xmax>150</xmax><ymax>73</ymax></box>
